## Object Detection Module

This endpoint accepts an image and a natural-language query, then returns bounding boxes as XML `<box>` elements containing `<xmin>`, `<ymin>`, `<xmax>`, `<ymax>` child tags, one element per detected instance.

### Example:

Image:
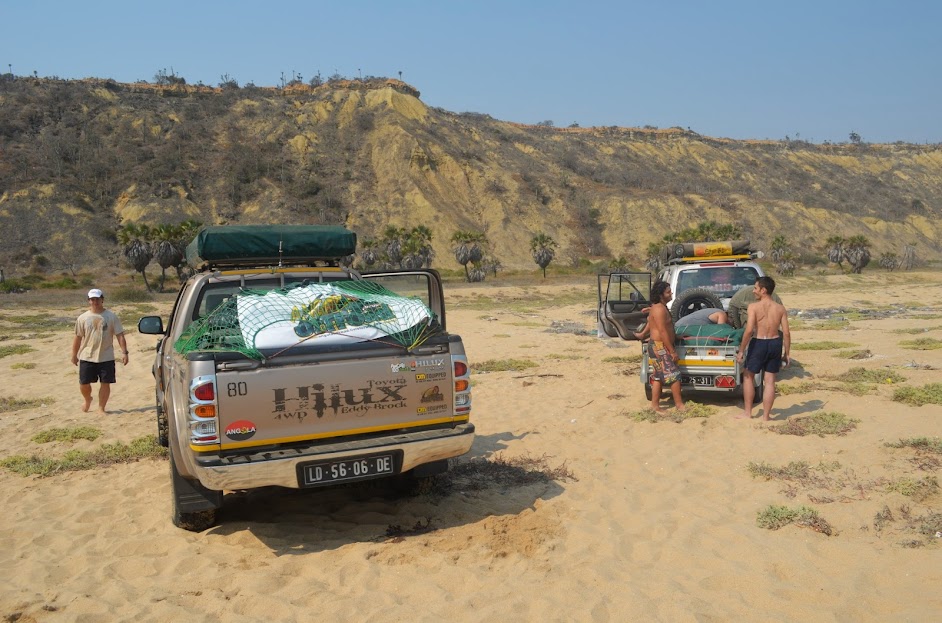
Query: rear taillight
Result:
<box><xmin>189</xmin><ymin>375</ymin><xmax>219</xmax><ymax>446</ymax></box>
<box><xmin>453</xmin><ymin>356</ymin><xmax>471</xmax><ymax>416</ymax></box>
<box><xmin>193</xmin><ymin>382</ymin><xmax>215</xmax><ymax>401</ymax></box>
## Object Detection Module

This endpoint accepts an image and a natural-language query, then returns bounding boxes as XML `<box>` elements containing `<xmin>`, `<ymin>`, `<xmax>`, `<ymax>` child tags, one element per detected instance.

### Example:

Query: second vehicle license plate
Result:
<box><xmin>298</xmin><ymin>452</ymin><xmax>397</xmax><ymax>487</ymax></box>
<box><xmin>683</xmin><ymin>375</ymin><xmax>713</xmax><ymax>386</ymax></box>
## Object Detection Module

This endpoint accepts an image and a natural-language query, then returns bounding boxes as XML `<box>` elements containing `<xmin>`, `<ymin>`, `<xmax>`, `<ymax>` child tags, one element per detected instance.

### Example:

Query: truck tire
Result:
<box><xmin>671</xmin><ymin>288</ymin><xmax>723</xmax><ymax>322</ymax></box>
<box><xmin>644</xmin><ymin>383</ymin><xmax>653</xmax><ymax>401</ymax></box>
<box><xmin>170</xmin><ymin>451</ymin><xmax>220</xmax><ymax>532</ymax></box>
<box><xmin>156</xmin><ymin>392</ymin><xmax>169</xmax><ymax>448</ymax></box>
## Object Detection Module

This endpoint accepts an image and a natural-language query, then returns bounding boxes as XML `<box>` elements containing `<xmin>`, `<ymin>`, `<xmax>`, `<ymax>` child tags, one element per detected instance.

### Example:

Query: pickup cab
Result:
<box><xmin>597</xmin><ymin>272</ymin><xmax>761</xmax><ymax>401</ymax></box>
<box><xmin>138</xmin><ymin>225</ymin><xmax>474</xmax><ymax>531</ymax></box>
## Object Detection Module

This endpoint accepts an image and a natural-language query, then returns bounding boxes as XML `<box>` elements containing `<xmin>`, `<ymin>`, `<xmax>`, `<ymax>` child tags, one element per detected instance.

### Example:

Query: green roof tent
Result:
<box><xmin>186</xmin><ymin>225</ymin><xmax>357</xmax><ymax>269</ymax></box>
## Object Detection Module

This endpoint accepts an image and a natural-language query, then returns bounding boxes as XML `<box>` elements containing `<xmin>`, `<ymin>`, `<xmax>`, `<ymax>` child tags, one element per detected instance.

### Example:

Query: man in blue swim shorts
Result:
<box><xmin>735</xmin><ymin>277</ymin><xmax>790</xmax><ymax>421</ymax></box>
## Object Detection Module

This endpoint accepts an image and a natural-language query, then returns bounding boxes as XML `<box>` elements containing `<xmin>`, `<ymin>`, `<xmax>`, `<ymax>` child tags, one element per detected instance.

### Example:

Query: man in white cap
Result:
<box><xmin>71</xmin><ymin>288</ymin><xmax>128</xmax><ymax>413</ymax></box>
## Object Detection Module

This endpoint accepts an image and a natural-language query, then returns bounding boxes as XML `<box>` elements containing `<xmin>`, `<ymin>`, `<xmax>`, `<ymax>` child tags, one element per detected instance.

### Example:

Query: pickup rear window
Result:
<box><xmin>676</xmin><ymin>266</ymin><xmax>759</xmax><ymax>299</ymax></box>
<box><xmin>193</xmin><ymin>276</ymin><xmax>348</xmax><ymax>320</ymax></box>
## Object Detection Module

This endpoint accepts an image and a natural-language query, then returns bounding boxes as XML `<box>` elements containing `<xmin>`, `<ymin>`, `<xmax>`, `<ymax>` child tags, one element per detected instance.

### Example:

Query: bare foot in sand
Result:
<box><xmin>97</xmin><ymin>408</ymin><xmax>108</xmax><ymax>415</ymax></box>
<box><xmin>734</xmin><ymin>411</ymin><xmax>752</xmax><ymax>420</ymax></box>
<box><xmin>82</xmin><ymin>398</ymin><xmax>92</xmax><ymax>412</ymax></box>
<box><xmin>653</xmin><ymin>408</ymin><xmax>669</xmax><ymax>415</ymax></box>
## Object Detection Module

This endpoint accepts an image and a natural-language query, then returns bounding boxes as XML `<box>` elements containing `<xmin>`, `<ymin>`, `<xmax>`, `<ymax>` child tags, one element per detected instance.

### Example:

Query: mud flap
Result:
<box><xmin>171</xmin><ymin>451</ymin><xmax>223</xmax><ymax>512</ymax></box>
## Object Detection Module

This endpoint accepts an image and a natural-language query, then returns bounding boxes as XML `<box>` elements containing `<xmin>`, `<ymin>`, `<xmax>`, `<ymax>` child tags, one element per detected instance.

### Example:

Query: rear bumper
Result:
<box><xmin>190</xmin><ymin>423</ymin><xmax>475</xmax><ymax>490</ymax></box>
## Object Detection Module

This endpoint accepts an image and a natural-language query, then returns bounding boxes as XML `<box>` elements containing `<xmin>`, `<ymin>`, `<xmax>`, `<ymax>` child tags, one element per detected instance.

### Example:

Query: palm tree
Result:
<box><xmin>644</xmin><ymin>242</ymin><xmax>662</xmax><ymax>272</ymax></box>
<box><xmin>530</xmin><ymin>232</ymin><xmax>558</xmax><ymax>278</ymax></box>
<box><xmin>900</xmin><ymin>243</ymin><xmax>917</xmax><ymax>271</ymax></box>
<box><xmin>117</xmin><ymin>223</ymin><xmax>154</xmax><ymax>291</ymax></box>
<box><xmin>399</xmin><ymin>236</ymin><xmax>425</xmax><ymax>270</ymax></box>
<box><xmin>769</xmin><ymin>235</ymin><xmax>790</xmax><ymax>263</ymax></box>
<box><xmin>451</xmin><ymin>230</ymin><xmax>488</xmax><ymax>282</ymax></box>
<box><xmin>152</xmin><ymin>224</ymin><xmax>184</xmax><ymax>291</ymax></box>
<box><xmin>359</xmin><ymin>239</ymin><xmax>380</xmax><ymax>268</ymax></box>
<box><xmin>825</xmin><ymin>236</ymin><xmax>846</xmax><ymax>268</ymax></box>
<box><xmin>770</xmin><ymin>235</ymin><xmax>796</xmax><ymax>275</ymax></box>
<box><xmin>409</xmin><ymin>225</ymin><xmax>434</xmax><ymax>268</ymax></box>
<box><xmin>168</xmin><ymin>220</ymin><xmax>201</xmax><ymax>284</ymax></box>
<box><xmin>382</xmin><ymin>225</ymin><xmax>408</xmax><ymax>268</ymax></box>
<box><xmin>844</xmin><ymin>235</ymin><xmax>871</xmax><ymax>274</ymax></box>
<box><xmin>609</xmin><ymin>255</ymin><xmax>631</xmax><ymax>272</ymax></box>
<box><xmin>467</xmin><ymin>264</ymin><xmax>487</xmax><ymax>282</ymax></box>
<box><xmin>879</xmin><ymin>252</ymin><xmax>899</xmax><ymax>272</ymax></box>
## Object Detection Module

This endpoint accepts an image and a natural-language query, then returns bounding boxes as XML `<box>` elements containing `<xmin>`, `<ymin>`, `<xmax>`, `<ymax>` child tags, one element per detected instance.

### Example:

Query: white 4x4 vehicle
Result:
<box><xmin>656</xmin><ymin>241</ymin><xmax>765</xmax><ymax>324</ymax></box>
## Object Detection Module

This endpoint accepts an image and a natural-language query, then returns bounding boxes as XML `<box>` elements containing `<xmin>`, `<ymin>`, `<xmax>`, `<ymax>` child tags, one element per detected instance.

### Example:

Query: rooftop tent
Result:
<box><xmin>185</xmin><ymin>225</ymin><xmax>357</xmax><ymax>269</ymax></box>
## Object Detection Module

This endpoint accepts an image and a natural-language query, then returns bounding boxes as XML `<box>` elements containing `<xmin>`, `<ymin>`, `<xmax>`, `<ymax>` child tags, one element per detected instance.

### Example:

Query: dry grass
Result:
<box><xmin>885</xmin><ymin>437</ymin><xmax>942</xmax><ymax>454</ymax></box>
<box><xmin>834</xmin><ymin>349</ymin><xmax>873</xmax><ymax>359</ymax></box>
<box><xmin>32</xmin><ymin>427</ymin><xmax>102</xmax><ymax>444</ymax></box>
<box><xmin>884</xmin><ymin>476</ymin><xmax>940</xmax><ymax>502</ymax></box>
<box><xmin>791</xmin><ymin>341</ymin><xmax>858</xmax><ymax>351</ymax></box>
<box><xmin>769</xmin><ymin>412</ymin><xmax>859</xmax><ymax>437</ymax></box>
<box><xmin>892</xmin><ymin>383</ymin><xmax>942</xmax><ymax>407</ymax></box>
<box><xmin>625</xmin><ymin>401</ymin><xmax>716</xmax><ymax>423</ymax></box>
<box><xmin>756</xmin><ymin>504</ymin><xmax>833</xmax><ymax>535</ymax></box>
<box><xmin>0</xmin><ymin>396</ymin><xmax>53</xmax><ymax>413</ymax></box>
<box><xmin>602</xmin><ymin>354</ymin><xmax>643</xmax><ymax>364</ymax></box>
<box><xmin>472</xmin><ymin>358</ymin><xmax>539</xmax><ymax>373</ymax></box>
<box><xmin>430</xmin><ymin>453</ymin><xmax>577</xmax><ymax>496</ymax></box>
<box><xmin>0</xmin><ymin>436</ymin><xmax>167</xmax><ymax>476</ymax></box>
<box><xmin>899</xmin><ymin>337</ymin><xmax>942</xmax><ymax>350</ymax></box>
<box><xmin>831</xmin><ymin>367</ymin><xmax>906</xmax><ymax>384</ymax></box>
<box><xmin>0</xmin><ymin>344</ymin><xmax>36</xmax><ymax>358</ymax></box>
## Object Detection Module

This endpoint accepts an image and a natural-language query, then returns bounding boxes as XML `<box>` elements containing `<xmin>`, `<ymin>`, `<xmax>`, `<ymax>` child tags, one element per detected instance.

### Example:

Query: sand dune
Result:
<box><xmin>1</xmin><ymin>271</ymin><xmax>940</xmax><ymax>621</ymax></box>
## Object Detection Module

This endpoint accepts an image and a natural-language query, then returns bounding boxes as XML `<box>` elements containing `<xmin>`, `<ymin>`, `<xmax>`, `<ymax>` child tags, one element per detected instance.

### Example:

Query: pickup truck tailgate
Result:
<box><xmin>215</xmin><ymin>355</ymin><xmax>455</xmax><ymax>449</ymax></box>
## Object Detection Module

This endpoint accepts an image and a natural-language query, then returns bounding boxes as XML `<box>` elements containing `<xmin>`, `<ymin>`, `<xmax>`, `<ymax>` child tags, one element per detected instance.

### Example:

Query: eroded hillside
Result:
<box><xmin>1</xmin><ymin>76</ymin><xmax>940</xmax><ymax>273</ymax></box>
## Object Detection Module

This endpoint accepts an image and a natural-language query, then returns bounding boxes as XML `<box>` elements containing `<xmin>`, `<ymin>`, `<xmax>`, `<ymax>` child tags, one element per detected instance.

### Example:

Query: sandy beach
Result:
<box><xmin>1</xmin><ymin>270</ymin><xmax>940</xmax><ymax>622</ymax></box>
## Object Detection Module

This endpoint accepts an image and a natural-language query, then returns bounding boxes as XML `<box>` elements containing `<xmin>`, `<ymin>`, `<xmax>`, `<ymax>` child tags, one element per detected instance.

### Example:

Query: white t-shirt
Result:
<box><xmin>75</xmin><ymin>309</ymin><xmax>124</xmax><ymax>362</ymax></box>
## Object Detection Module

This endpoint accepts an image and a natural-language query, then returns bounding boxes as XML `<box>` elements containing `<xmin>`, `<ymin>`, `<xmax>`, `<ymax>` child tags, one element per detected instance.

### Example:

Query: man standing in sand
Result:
<box><xmin>71</xmin><ymin>288</ymin><xmax>128</xmax><ymax>414</ymax></box>
<box><xmin>635</xmin><ymin>281</ymin><xmax>685</xmax><ymax>413</ymax></box>
<box><xmin>735</xmin><ymin>277</ymin><xmax>790</xmax><ymax>421</ymax></box>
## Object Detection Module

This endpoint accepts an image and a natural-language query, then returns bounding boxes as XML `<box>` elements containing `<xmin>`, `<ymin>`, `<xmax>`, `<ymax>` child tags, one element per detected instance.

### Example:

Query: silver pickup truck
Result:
<box><xmin>138</xmin><ymin>225</ymin><xmax>474</xmax><ymax>531</ymax></box>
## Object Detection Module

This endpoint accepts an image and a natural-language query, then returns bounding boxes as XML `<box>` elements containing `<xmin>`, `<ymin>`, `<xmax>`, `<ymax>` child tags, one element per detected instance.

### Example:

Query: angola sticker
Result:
<box><xmin>225</xmin><ymin>420</ymin><xmax>257</xmax><ymax>441</ymax></box>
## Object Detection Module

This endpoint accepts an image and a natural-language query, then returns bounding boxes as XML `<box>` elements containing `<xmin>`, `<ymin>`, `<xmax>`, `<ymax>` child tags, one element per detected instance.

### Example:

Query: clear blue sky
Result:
<box><xmin>3</xmin><ymin>0</ymin><xmax>940</xmax><ymax>144</ymax></box>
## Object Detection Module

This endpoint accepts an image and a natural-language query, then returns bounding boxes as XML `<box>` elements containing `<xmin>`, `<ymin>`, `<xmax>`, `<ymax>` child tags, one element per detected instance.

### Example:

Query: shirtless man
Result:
<box><xmin>735</xmin><ymin>276</ymin><xmax>790</xmax><ymax>421</ymax></box>
<box><xmin>635</xmin><ymin>281</ymin><xmax>685</xmax><ymax>413</ymax></box>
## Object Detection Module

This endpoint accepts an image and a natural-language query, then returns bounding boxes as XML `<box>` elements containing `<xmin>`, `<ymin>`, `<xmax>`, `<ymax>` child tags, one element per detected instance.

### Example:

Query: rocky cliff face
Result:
<box><xmin>0</xmin><ymin>76</ymin><xmax>940</xmax><ymax>275</ymax></box>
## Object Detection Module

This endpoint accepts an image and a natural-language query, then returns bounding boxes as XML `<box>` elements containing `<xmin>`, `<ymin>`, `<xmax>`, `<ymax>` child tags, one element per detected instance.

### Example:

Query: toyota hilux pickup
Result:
<box><xmin>138</xmin><ymin>225</ymin><xmax>474</xmax><ymax>531</ymax></box>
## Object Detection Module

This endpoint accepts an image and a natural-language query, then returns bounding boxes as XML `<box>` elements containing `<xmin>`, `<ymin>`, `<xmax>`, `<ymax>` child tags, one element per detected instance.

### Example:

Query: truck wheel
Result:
<box><xmin>170</xmin><ymin>451</ymin><xmax>220</xmax><ymax>532</ymax></box>
<box><xmin>644</xmin><ymin>383</ymin><xmax>653</xmax><ymax>401</ymax></box>
<box><xmin>671</xmin><ymin>288</ymin><xmax>723</xmax><ymax>322</ymax></box>
<box><xmin>156</xmin><ymin>393</ymin><xmax>169</xmax><ymax>448</ymax></box>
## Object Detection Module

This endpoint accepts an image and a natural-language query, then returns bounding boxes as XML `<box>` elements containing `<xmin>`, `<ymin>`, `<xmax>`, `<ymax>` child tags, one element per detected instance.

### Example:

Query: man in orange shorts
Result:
<box><xmin>638</xmin><ymin>281</ymin><xmax>685</xmax><ymax>413</ymax></box>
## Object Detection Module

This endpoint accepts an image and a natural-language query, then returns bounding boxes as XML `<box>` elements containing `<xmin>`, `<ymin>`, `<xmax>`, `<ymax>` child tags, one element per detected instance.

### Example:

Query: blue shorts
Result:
<box><xmin>744</xmin><ymin>337</ymin><xmax>783</xmax><ymax>374</ymax></box>
<box><xmin>79</xmin><ymin>360</ymin><xmax>116</xmax><ymax>384</ymax></box>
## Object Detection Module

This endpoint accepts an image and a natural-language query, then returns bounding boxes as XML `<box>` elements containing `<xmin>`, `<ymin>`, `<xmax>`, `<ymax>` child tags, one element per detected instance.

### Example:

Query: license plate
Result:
<box><xmin>683</xmin><ymin>375</ymin><xmax>714</xmax><ymax>387</ymax></box>
<box><xmin>298</xmin><ymin>452</ymin><xmax>397</xmax><ymax>487</ymax></box>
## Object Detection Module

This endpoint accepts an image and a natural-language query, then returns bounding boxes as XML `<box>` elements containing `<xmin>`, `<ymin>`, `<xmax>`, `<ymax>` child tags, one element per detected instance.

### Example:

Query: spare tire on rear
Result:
<box><xmin>671</xmin><ymin>287</ymin><xmax>723</xmax><ymax>322</ymax></box>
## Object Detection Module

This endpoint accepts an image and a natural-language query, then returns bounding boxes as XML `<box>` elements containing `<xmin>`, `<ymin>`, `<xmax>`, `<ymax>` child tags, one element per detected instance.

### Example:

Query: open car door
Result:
<box><xmin>597</xmin><ymin>272</ymin><xmax>651</xmax><ymax>340</ymax></box>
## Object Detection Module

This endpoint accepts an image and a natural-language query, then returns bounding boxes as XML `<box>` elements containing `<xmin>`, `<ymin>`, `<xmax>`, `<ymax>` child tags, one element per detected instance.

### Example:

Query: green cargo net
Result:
<box><xmin>174</xmin><ymin>280</ymin><xmax>440</xmax><ymax>360</ymax></box>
